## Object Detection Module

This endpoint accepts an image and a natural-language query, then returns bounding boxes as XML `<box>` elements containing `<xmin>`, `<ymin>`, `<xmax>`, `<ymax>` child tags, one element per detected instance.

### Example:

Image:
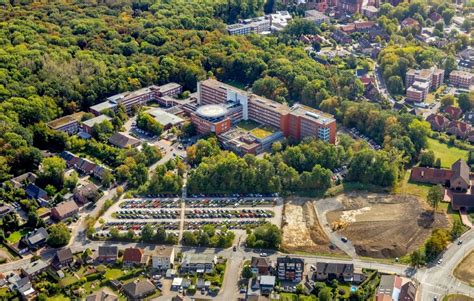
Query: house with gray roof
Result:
<box><xmin>122</xmin><ymin>279</ymin><xmax>156</xmax><ymax>300</ymax></box>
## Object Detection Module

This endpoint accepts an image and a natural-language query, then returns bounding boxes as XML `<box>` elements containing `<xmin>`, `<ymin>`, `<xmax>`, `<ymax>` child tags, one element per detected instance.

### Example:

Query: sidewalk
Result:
<box><xmin>459</xmin><ymin>208</ymin><xmax>473</xmax><ymax>228</ymax></box>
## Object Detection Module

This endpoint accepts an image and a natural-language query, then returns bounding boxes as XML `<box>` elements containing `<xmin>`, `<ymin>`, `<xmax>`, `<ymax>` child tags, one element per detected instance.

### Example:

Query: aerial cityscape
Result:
<box><xmin>0</xmin><ymin>0</ymin><xmax>472</xmax><ymax>300</ymax></box>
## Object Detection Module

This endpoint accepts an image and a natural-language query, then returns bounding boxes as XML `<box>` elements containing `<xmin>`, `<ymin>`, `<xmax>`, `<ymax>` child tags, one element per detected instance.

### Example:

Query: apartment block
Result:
<box><xmin>227</xmin><ymin>17</ymin><xmax>271</xmax><ymax>36</ymax></box>
<box><xmin>47</xmin><ymin>112</ymin><xmax>84</xmax><ymax>135</ymax></box>
<box><xmin>276</xmin><ymin>256</ymin><xmax>304</xmax><ymax>282</ymax></box>
<box><xmin>405</xmin><ymin>68</ymin><xmax>445</xmax><ymax>90</ymax></box>
<box><xmin>289</xmin><ymin>104</ymin><xmax>337</xmax><ymax>144</ymax></box>
<box><xmin>406</xmin><ymin>81</ymin><xmax>430</xmax><ymax>102</ymax></box>
<box><xmin>450</xmin><ymin>70</ymin><xmax>474</xmax><ymax>89</ymax></box>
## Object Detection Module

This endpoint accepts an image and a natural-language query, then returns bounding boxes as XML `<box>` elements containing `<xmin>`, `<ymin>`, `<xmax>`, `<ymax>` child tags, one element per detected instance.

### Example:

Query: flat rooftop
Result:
<box><xmin>290</xmin><ymin>104</ymin><xmax>335</xmax><ymax>125</ymax></box>
<box><xmin>195</xmin><ymin>104</ymin><xmax>228</xmax><ymax>119</ymax></box>
<box><xmin>82</xmin><ymin>114</ymin><xmax>112</xmax><ymax>127</ymax></box>
<box><xmin>249</xmin><ymin>95</ymin><xmax>291</xmax><ymax>114</ymax></box>
<box><xmin>90</xmin><ymin>100</ymin><xmax>117</xmax><ymax>113</ymax></box>
<box><xmin>146</xmin><ymin>108</ymin><xmax>184</xmax><ymax>126</ymax></box>
<box><xmin>47</xmin><ymin>112</ymin><xmax>84</xmax><ymax>128</ymax></box>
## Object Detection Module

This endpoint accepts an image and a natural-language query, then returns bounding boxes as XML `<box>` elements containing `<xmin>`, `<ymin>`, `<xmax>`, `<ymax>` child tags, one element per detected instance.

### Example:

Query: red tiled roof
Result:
<box><xmin>445</xmin><ymin>106</ymin><xmax>462</xmax><ymax>120</ymax></box>
<box><xmin>410</xmin><ymin>167</ymin><xmax>454</xmax><ymax>183</ymax></box>
<box><xmin>426</xmin><ymin>114</ymin><xmax>449</xmax><ymax>128</ymax></box>
<box><xmin>123</xmin><ymin>247</ymin><xmax>143</xmax><ymax>263</ymax></box>
<box><xmin>448</xmin><ymin>121</ymin><xmax>471</xmax><ymax>133</ymax></box>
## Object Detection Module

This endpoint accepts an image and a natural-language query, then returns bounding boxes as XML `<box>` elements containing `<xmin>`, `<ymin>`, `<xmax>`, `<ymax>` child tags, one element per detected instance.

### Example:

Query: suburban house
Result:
<box><xmin>21</xmin><ymin>259</ymin><xmax>50</xmax><ymax>278</ymax></box>
<box><xmin>20</xmin><ymin>227</ymin><xmax>49</xmax><ymax>251</ymax></box>
<box><xmin>25</xmin><ymin>183</ymin><xmax>50</xmax><ymax>207</ymax></box>
<box><xmin>410</xmin><ymin>159</ymin><xmax>470</xmax><ymax>191</ymax></box>
<box><xmin>86</xmin><ymin>289</ymin><xmax>118</xmax><ymax>301</ymax></box>
<box><xmin>10</xmin><ymin>276</ymin><xmax>37</xmax><ymax>301</ymax></box>
<box><xmin>399</xmin><ymin>281</ymin><xmax>417</xmax><ymax>301</ymax></box>
<box><xmin>447</xmin><ymin>120</ymin><xmax>471</xmax><ymax>139</ymax></box>
<box><xmin>60</xmin><ymin>151</ymin><xmax>111</xmax><ymax>180</ymax></box>
<box><xmin>97</xmin><ymin>246</ymin><xmax>118</xmax><ymax>262</ymax></box>
<box><xmin>258</xmin><ymin>275</ymin><xmax>276</xmax><ymax>295</ymax></box>
<box><xmin>315</xmin><ymin>262</ymin><xmax>354</xmax><ymax>281</ymax></box>
<box><xmin>180</xmin><ymin>253</ymin><xmax>216</xmax><ymax>274</ymax></box>
<box><xmin>376</xmin><ymin>275</ymin><xmax>402</xmax><ymax>301</ymax></box>
<box><xmin>122</xmin><ymin>279</ymin><xmax>156</xmax><ymax>300</ymax></box>
<box><xmin>426</xmin><ymin>114</ymin><xmax>450</xmax><ymax>132</ymax></box>
<box><xmin>51</xmin><ymin>200</ymin><xmax>79</xmax><ymax>221</ymax></box>
<box><xmin>123</xmin><ymin>247</ymin><xmax>144</xmax><ymax>266</ymax></box>
<box><xmin>276</xmin><ymin>256</ymin><xmax>304</xmax><ymax>282</ymax></box>
<box><xmin>53</xmin><ymin>248</ymin><xmax>74</xmax><ymax>269</ymax></box>
<box><xmin>108</xmin><ymin>132</ymin><xmax>141</xmax><ymax>149</ymax></box>
<box><xmin>73</xmin><ymin>183</ymin><xmax>100</xmax><ymax>205</ymax></box>
<box><xmin>251</xmin><ymin>256</ymin><xmax>272</xmax><ymax>275</ymax></box>
<box><xmin>451</xmin><ymin>194</ymin><xmax>474</xmax><ymax>210</ymax></box>
<box><xmin>445</xmin><ymin>106</ymin><xmax>462</xmax><ymax>120</ymax></box>
<box><xmin>152</xmin><ymin>246</ymin><xmax>175</xmax><ymax>270</ymax></box>
<box><xmin>9</xmin><ymin>172</ymin><xmax>37</xmax><ymax>189</ymax></box>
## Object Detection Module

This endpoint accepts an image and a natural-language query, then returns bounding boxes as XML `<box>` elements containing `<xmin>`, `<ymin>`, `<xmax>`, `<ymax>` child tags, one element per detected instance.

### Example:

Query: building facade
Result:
<box><xmin>450</xmin><ymin>70</ymin><xmax>474</xmax><ymax>89</ymax></box>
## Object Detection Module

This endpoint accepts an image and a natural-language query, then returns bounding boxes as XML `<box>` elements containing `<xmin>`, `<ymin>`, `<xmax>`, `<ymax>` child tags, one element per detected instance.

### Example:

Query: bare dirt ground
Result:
<box><xmin>0</xmin><ymin>249</ymin><xmax>12</xmax><ymax>262</ymax></box>
<box><xmin>454</xmin><ymin>251</ymin><xmax>474</xmax><ymax>286</ymax></box>
<box><xmin>281</xmin><ymin>198</ymin><xmax>344</xmax><ymax>255</ymax></box>
<box><xmin>325</xmin><ymin>193</ymin><xmax>448</xmax><ymax>258</ymax></box>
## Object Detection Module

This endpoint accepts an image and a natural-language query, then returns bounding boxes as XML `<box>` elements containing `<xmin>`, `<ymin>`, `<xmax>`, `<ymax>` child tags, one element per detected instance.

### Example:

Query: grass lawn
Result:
<box><xmin>336</xmin><ymin>284</ymin><xmax>351</xmax><ymax>298</ymax></box>
<box><xmin>443</xmin><ymin>294</ymin><xmax>474</xmax><ymax>301</ymax></box>
<box><xmin>393</xmin><ymin>172</ymin><xmax>432</xmax><ymax>199</ymax></box>
<box><xmin>36</xmin><ymin>207</ymin><xmax>50</xmax><ymax>216</ymax></box>
<box><xmin>237</xmin><ymin>120</ymin><xmax>260</xmax><ymax>131</ymax></box>
<box><xmin>48</xmin><ymin>295</ymin><xmax>70</xmax><ymax>301</ymax></box>
<box><xmin>6</xmin><ymin>229</ymin><xmax>28</xmax><ymax>244</ymax></box>
<box><xmin>59</xmin><ymin>274</ymin><xmax>80</xmax><ymax>287</ymax></box>
<box><xmin>427</xmin><ymin>138</ymin><xmax>469</xmax><ymax>168</ymax></box>
<box><xmin>104</xmin><ymin>268</ymin><xmax>125</xmax><ymax>280</ymax></box>
<box><xmin>279</xmin><ymin>293</ymin><xmax>317</xmax><ymax>301</ymax></box>
<box><xmin>251</xmin><ymin>125</ymin><xmax>275</xmax><ymax>139</ymax></box>
<box><xmin>0</xmin><ymin>288</ymin><xmax>11</xmax><ymax>298</ymax></box>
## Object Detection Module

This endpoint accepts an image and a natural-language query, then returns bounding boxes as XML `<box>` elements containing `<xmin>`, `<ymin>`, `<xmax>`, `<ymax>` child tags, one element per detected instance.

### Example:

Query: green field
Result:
<box><xmin>59</xmin><ymin>275</ymin><xmax>80</xmax><ymax>287</ymax></box>
<box><xmin>393</xmin><ymin>172</ymin><xmax>432</xmax><ymax>199</ymax></box>
<box><xmin>427</xmin><ymin>138</ymin><xmax>469</xmax><ymax>168</ymax></box>
<box><xmin>104</xmin><ymin>268</ymin><xmax>125</xmax><ymax>280</ymax></box>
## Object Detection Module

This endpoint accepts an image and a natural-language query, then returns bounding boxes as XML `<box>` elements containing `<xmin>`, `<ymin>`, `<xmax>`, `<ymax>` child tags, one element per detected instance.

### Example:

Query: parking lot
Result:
<box><xmin>97</xmin><ymin>197</ymin><xmax>283</xmax><ymax>236</ymax></box>
<box><xmin>342</xmin><ymin>127</ymin><xmax>381</xmax><ymax>150</ymax></box>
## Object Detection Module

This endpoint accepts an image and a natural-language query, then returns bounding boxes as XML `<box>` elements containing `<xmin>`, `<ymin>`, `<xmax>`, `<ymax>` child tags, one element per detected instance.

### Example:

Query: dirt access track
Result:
<box><xmin>325</xmin><ymin>193</ymin><xmax>448</xmax><ymax>258</ymax></box>
<box><xmin>281</xmin><ymin>198</ymin><xmax>344</xmax><ymax>255</ymax></box>
<box><xmin>454</xmin><ymin>251</ymin><xmax>474</xmax><ymax>286</ymax></box>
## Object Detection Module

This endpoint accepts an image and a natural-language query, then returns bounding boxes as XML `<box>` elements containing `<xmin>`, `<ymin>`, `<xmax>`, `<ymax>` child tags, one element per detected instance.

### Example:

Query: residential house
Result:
<box><xmin>123</xmin><ymin>247</ymin><xmax>144</xmax><ymax>266</ymax></box>
<box><xmin>463</xmin><ymin>111</ymin><xmax>474</xmax><ymax>125</ymax></box>
<box><xmin>51</xmin><ymin>200</ymin><xmax>79</xmax><ymax>221</ymax></box>
<box><xmin>276</xmin><ymin>256</ymin><xmax>304</xmax><ymax>282</ymax></box>
<box><xmin>251</xmin><ymin>257</ymin><xmax>272</xmax><ymax>275</ymax></box>
<box><xmin>0</xmin><ymin>204</ymin><xmax>13</xmax><ymax>217</ymax></box>
<box><xmin>399</xmin><ymin>281</ymin><xmax>417</xmax><ymax>301</ymax></box>
<box><xmin>86</xmin><ymin>289</ymin><xmax>118</xmax><ymax>301</ymax></box>
<box><xmin>315</xmin><ymin>262</ymin><xmax>354</xmax><ymax>281</ymax></box>
<box><xmin>401</xmin><ymin>17</ymin><xmax>420</xmax><ymax>31</ymax></box>
<box><xmin>25</xmin><ymin>183</ymin><xmax>50</xmax><ymax>207</ymax></box>
<box><xmin>337</xmin><ymin>0</ymin><xmax>363</xmax><ymax>14</ymax></box>
<box><xmin>108</xmin><ymin>132</ymin><xmax>141</xmax><ymax>149</ymax></box>
<box><xmin>451</xmin><ymin>193</ymin><xmax>474</xmax><ymax>210</ymax></box>
<box><xmin>10</xmin><ymin>276</ymin><xmax>37</xmax><ymax>301</ymax></box>
<box><xmin>73</xmin><ymin>183</ymin><xmax>100</xmax><ymax>205</ymax></box>
<box><xmin>21</xmin><ymin>259</ymin><xmax>49</xmax><ymax>278</ymax></box>
<box><xmin>447</xmin><ymin>120</ymin><xmax>471</xmax><ymax>139</ymax></box>
<box><xmin>9</xmin><ymin>172</ymin><xmax>37</xmax><ymax>189</ymax></box>
<box><xmin>53</xmin><ymin>248</ymin><xmax>74</xmax><ymax>269</ymax></box>
<box><xmin>259</xmin><ymin>275</ymin><xmax>276</xmax><ymax>295</ymax></box>
<box><xmin>97</xmin><ymin>246</ymin><xmax>118</xmax><ymax>262</ymax></box>
<box><xmin>376</xmin><ymin>275</ymin><xmax>402</xmax><ymax>301</ymax></box>
<box><xmin>152</xmin><ymin>246</ymin><xmax>175</xmax><ymax>270</ymax></box>
<box><xmin>331</xmin><ymin>29</ymin><xmax>352</xmax><ymax>44</ymax></box>
<box><xmin>445</xmin><ymin>106</ymin><xmax>462</xmax><ymax>120</ymax></box>
<box><xmin>20</xmin><ymin>227</ymin><xmax>49</xmax><ymax>251</ymax></box>
<box><xmin>426</xmin><ymin>114</ymin><xmax>450</xmax><ymax>131</ymax></box>
<box><xmin>180</xmin><ymin>253</ymin><xmax>216</xmax><ymax>274</ymax></box>
<box><xmin>122</xmin><ymin>279</ymin><xmax>156</xmax><ymax>300</ymax></box>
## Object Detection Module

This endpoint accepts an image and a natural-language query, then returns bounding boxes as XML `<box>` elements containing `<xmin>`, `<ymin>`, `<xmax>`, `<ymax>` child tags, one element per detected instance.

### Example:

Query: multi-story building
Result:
<box><xmin>450</xmin><ymin>70</ymin><xmax>474</xmax><ymax>89</ymax></box>
<box><xmin>304</xmin><ymin>10</ymin><xmax>331</xmax><ymax>25</ymax></box>
<box><xmin>337</xmin><ymin>0</ymin><xmax>363</xmax><ymax>14</ymax></box>
<box><xmin>406</xmin><ymin>81</ymin><xmax>430</xmax><ymax>102</ymax></box>
<box><xmin>305</xmin><ymin>0</ymin><xmax>329</xmax><ymax>11</ymax></box>
<box><xmin>47</xmin><ymin>112</ymin><xmax>84</xmax><ymax>135</ymax></box>
<box><xmin>227</xmin><ymin>17</ymin><xmax>271</xmax><ymax>36</ymax></box>
<box><xmin>405</xmin><ymin>68</ymin><xmax>445</xmax><ymax>90</ymax></box>
<box><xmin>276</xmin><ymin>256</ymin><xmax>304</xmax><ymax>282</ymax></box>
<box><xmin>90</xmin><ymin>83</ymin><xmax>182</xmax><ymax>115</ymax></box>
<box><xmin>194</xmin><ymin>79</ymin><xmax>337</xmax><ymax>143</ymax></box>
<box><xmin>152</xmin><ymin>246</ymin><xmax>175</xmax><ymax>270</ymax></box>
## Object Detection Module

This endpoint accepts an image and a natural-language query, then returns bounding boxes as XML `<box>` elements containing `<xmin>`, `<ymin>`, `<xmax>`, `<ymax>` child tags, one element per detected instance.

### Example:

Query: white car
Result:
<box><xmin>259</xmin><ymin>253</ymin><xmax>268</xmax><ymax>257</ymax></box>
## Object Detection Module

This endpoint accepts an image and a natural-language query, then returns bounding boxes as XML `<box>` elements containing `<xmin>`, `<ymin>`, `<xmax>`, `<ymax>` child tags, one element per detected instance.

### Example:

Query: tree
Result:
<box><xmin>409</xmin><ymin>249</ymin><xmax>425</xmax><ymax>267</ymax></box>
<box><xmin>47</xmin><ymin>223</ymin><xmax>71</xmax><ymax>247</ymax></box>
<box><xmin>425</xmin><ymin>229</ymin><xmax>450</xmax><ymax>261</ymax></box>
<box><xmin>457</xmin><ymin>93</ymin><xmax>473</xmax><ymax>112</ymax></box>
<box><xmin>318</xmin><ymin>288</ymin><xmax>333</xmax><ymax>301</ymax></box>
<box><xmin>101</xmin><ymin>169</ymin><xmax>114</xmax><ymax>188</ymax></box>
<box><xmin>141</xmin><ymin>224</ymin><xmax>155</xmax><ymax>242</ymax></box>
<box><xmin>38</xmin><ymin>156</ymin><xmax>66</xmax><ymax>189</ymax></box>
<box><xmin>27</xmin><ymin>211</ymin><xmax>45</xmax><ymax>229</ymax></box>
<box><xmin>241</xmin><ymin>265</ymin><xmax>253</xmax><ymax>279</ymax></box>
<box><xmin>450</xmin><ymin>219</ymin><xmax>465</xmax><ymax>240</ymax></box>
<box><xmin>440</xmin><ymin>95</ymin><xmax>455</xmax><ymax>108</ymax></box>
<box><xmin>136</xmin><ymin>112</ymin><xmax>163</xmax><ymax>136</ymax></box>
<box><xmin>387</xmin><ymin>76</ymin><xmax>404</xmax><ymax>95</ymax></box>
<box><xmin>419</xmin><ymin>150</ymin><xmax>435</xmax><ymax>167</ymax></box>
<box><xmin>427</xmin><ymin>185</ymin><xmax>444</xmax><ymax>213</ymax></box>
